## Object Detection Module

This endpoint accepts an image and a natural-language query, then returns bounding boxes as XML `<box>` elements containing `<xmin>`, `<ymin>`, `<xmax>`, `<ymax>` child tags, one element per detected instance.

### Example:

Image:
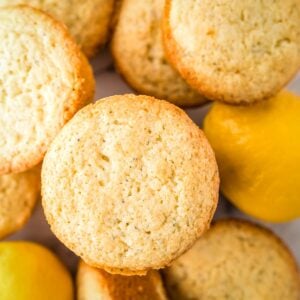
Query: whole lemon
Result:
<box><xmin>0</xmin><ymin>241</ymin><xmax>73</xmax><ymax>300</ymax></box>
<box><xmin>204</xmin><ymin>90</ymin><xmax>300</xmax><ymax>222</ymax></box>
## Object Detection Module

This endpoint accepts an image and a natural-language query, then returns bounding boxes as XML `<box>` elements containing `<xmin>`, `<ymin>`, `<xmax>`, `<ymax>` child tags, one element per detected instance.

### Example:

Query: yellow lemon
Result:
<box><xmin>204</xmin><ymin>90</ymin><xmax>300</xmax><ymax>222</ymax></box>
<box><xmin>0</xmin><ymin>241</ymin><xmax>73</xmax><ymax>300</ymax></box>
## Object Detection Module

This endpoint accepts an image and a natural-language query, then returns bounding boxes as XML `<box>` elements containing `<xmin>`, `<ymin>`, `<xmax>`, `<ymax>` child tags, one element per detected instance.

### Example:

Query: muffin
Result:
<box><xmin>163</xmin><ymin>219</ymin><xmax>300</xmax><ymax>300</ymax></box>
<box><xmin>0</xmin><ymin>167</ymin><xmax>40</xmax><ymax>239</ymax></box>
<box><xmin>111</xmin><ymin>0</ymin><xmax>205</xmax><ymax>107</ymax></box>
<box><xmin>42</xmin><ymin>94</ymin><xmax>219</xmax><ymax>275</ymax></box>
<box><xmin>77</xmin><ymin>260</ymin><xmax>167</xmax><ymax>300</ymax></box>
<box><xmin>0</xmin><ymin>0</ymin><xmax>115</xmax><ymax>57</ymax></box>
<box><xmin>163</xmin><ymin>0</ymin><xmax>300</xmax><ymax>104</ymax></box>
<box><xmin>0</xmin><ymin>5</ymin><xmax>94</xmax><ymax>174</ymax></box>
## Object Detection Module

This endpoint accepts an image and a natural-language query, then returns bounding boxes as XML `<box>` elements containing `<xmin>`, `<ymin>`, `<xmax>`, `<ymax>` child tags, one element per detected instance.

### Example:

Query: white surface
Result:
<box><xmin>8</xmin><ymin>49</ymin><xmax>300</xmax><ymax>274</ymax></box>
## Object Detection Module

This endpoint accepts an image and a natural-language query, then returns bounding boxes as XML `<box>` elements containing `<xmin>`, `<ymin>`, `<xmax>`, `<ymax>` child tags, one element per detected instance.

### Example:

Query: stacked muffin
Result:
<box><xmin>0</xmin><ymin>5</ymin><xmax>95</xmax><ymax>238</ymax></box>
<box><xmin>0</xmin><ymin>1</ymin><xmax>299</xmax><ymax>299</ymax></box>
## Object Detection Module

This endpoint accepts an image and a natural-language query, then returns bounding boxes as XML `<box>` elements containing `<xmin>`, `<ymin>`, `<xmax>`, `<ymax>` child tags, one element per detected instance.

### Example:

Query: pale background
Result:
<box><xmin>7</xmin><ymin>49</ymin><xmax>300</xmax><ymax>274</ymax></box>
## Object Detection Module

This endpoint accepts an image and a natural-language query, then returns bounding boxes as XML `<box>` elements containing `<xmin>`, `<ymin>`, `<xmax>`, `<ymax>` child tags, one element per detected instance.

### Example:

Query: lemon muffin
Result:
<box><xmin>0</xmin><ymin>0</ymin><xmax>115</xmax><ymax>57</ymax></box>
<box><xmin>163</xmin><ymin>0</ymin><xmax>300</xmax><ymax>104</ymax></box>
<box><xmin>0</xmin><ymin>167</ymin><xmax>40</xmax><ymax>239</ymax></box>
<box><xmin>0</xmin><ymin>5</ymin><xmax>94</xmax><ymax>174</ymax></box>
<box><xmin>77</xmin><ymin>260</ymin><xmax>167</xmax><ymax>300</ymax></box>
<box><xmin>111</xmin><ymin>0</ymin><xmax>205</xmax><ymax>107</ymax></box>
<box><xmin>163</xmin><ymin>219</ymin><xmax>300</xmax><ymax>300</ymax></box>
<box><xmin>42</xmin><ymin>94</ymin><xmax>219</xmax><ymax>275</ymax></box>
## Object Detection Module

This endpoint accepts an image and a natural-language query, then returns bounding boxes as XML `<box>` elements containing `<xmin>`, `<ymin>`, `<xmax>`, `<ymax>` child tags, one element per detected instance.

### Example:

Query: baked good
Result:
<box><xmin>42</xmin><ymin>94</ymin><xmax>219</xmax><ymax>275</ymax></box>
<box><xmin>77</xmin><ymin>260</ymin><xmax>167</xmax><ymax>300</ymax></box>
<box><xmin>163</xmin><ymin>0</ymin><xmax>300</xmax><ymax>104</ymax></box>
<box><xmin>0</xmin><ymin>5</ymin><xmax>94</xmax><ymax>174</ymax></box>
<box><xmin>111</xmin><ymin>0</ymin><xmax>205</xmax><ymax>107</ymax></box>
<box><xmin>0</xmin><ymin>0</ymin><xmax>115</xmax><ymax>57</ymax></box>
<box><xmin>0</xmin><ymin>167</ymin><xmax>40</xmax><ymax>239</ymax></box>
<box><xmin>163</xmin><ymin>219</ymin><xmax>300</xmax><ymax>300</ymax></box>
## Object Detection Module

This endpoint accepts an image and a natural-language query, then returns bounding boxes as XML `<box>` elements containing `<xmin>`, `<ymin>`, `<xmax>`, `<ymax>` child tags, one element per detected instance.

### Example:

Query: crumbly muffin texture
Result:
<box><xmin>42</xmin><ymin>94</ymin><xmax>219</xmax><ymax>275</ymax></box>
<box><xmin>164</xmin><ymin>219</ymin><xmax>300</xmax><ymax>300</ymax></box>
<box><xmin>112</xmin><ymin>0</ymin><xmax>205</xmax><ymax>107</ymax></box>
<box><xmin>0</xmin><ymin>0</ymin><xmax>115</xmax><ymax>57</ymax></box>
<box><xmin>0</xmin><ymin>5</ymin><xmax>94</xmax><ymax>174</ymax></box>
<box><xmin>163</xmin><ymin>0</ymin><xmax>300</xmax><ymax>104</ymax></box>
<box><xmin>0</xmin><ymin>167</ymin><xmax>40</xmax><ymax>239</ymax></box>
